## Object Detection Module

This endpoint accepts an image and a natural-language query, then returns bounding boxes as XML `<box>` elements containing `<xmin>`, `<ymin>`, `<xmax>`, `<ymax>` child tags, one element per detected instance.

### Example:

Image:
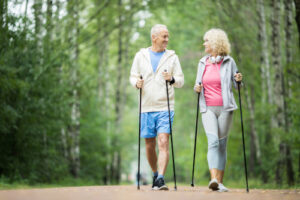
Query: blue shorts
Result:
<box><xmin>141</xmin><ymin>111</ymin><xmax>175</xmax><ymax>138</ymax></box>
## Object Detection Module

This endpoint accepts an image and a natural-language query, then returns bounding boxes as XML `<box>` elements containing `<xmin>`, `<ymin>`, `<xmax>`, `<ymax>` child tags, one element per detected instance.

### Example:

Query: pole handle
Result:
<box><xmin>164</xmin><ymin>69</ymin><xmax>169</xmax><ymax>84</ymax></box>
<box><xmin>197</xmin><ymin>82</ymin><xmax>202</xmax><ymax>93</ymax></box>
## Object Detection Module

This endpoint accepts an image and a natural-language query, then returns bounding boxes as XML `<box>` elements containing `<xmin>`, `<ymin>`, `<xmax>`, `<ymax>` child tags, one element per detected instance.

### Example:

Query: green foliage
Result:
<box><xmin>1</xmin><ymin>0</ymin><xmax>299</xmax><ymax>188</ymax></box>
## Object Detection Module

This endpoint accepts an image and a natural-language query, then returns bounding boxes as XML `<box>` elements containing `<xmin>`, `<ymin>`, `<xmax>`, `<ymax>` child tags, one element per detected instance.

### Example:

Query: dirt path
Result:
<box><xmin>0</xmin><ymin>185</ymin><xmax>299</xmax><ymax>200</ymax></box>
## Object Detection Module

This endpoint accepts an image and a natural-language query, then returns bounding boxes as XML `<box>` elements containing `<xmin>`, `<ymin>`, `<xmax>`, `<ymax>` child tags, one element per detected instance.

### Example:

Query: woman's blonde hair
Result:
<box><xmin>203</xmin><ymin>28</ymin><xmax>231</xmax><ymax>56</ymax></box>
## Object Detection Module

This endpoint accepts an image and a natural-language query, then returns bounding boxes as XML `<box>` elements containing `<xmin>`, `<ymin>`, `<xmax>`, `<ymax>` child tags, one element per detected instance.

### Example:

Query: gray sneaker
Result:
<box><xmin>208</xmin><ymin>178</ymin><xmax>219</xmax><ymax>191</ymax></box>
<box><xmin>218</xmin><ymin>183</ymin><xmax>229</xmax><ymax>192</ymax></box>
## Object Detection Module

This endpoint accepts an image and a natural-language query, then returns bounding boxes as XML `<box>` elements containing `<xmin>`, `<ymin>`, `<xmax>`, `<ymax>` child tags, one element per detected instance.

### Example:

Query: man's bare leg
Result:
<box><xmin>145</xmin><ymin>138</ymin><xmax>157</xmax><ymax>173</ymax></box>
<box><xmin>157</xmin><ymin>133</ymin><xmax>169</xmax><ymax>175</ymax></box>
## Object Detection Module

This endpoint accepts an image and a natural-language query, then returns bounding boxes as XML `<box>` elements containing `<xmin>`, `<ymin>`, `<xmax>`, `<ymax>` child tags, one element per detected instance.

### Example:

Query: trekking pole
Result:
<box><xmin>191</xmin><ymin>82</ymin><xmax>201</xmax><ymax>187</ymax></box>
<box><xmin>236</xmin><ymin>71</ymin><xmax>249</xmax><ymax>193</ymax></box>
<box><xmin>164</xmin><ymin>70</ymin><xmax>177</xmax><ymax>190</ymax></box>
<box><xmin>137</xmin><ymin>75</ymin><xmax>142</xmax><ymax>190</ymax></box>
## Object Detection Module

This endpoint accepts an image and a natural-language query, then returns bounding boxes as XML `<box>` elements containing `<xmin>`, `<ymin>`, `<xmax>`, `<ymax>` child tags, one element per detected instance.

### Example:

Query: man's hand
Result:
<box><xmin>234</xmin><ymin>73</ymin><xmax>243</xmax><ymax>82</ymax></box>
<box><xmin>136</xmin><ymin>78</ymin><xmax>144</xmax><ymax>89</ymax></box>
<box><xmin>162</xmin><ymin>71</ymin><xmax>172</xmax><ymax>81</ymax></box>
<box><xmin>194</xmin><ymin>83</ymin><xmax>203</xmax><ymax>93</ymax></box>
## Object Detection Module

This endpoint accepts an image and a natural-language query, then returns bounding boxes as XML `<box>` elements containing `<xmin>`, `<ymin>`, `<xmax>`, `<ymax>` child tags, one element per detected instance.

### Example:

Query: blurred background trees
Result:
<box><xmin>0</xmin><ymin>0</ymin><xmax>299</xmax><ymax>187</ymax></box>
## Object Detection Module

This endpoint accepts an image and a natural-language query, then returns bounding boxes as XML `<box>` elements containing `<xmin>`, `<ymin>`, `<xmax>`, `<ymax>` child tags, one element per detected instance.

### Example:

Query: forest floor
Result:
<box><xmin>0</xmin><ymin>185</ymin><xmax>299</xmax><ymax>200</ymax></box>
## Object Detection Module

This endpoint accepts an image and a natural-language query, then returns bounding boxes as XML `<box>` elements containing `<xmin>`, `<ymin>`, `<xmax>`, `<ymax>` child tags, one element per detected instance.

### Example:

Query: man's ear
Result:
<box><xmin>151</xmin><ymin>34</ymin><xmax>156</xmax><ymax>42</ymax></box>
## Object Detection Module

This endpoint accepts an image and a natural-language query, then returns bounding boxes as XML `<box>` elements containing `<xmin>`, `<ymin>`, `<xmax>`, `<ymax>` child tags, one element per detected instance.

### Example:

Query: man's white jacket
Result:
<box><xmin>130</xmin><ymin>47</ymin><xmax>184</xmax><ymax>113</ymax></box>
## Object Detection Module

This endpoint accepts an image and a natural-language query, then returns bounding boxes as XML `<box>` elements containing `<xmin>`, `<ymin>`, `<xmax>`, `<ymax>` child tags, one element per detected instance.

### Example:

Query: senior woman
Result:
<box><xmin>194</xmin><ymin>28</ymin><xmax>242</xmax><ymax>192</ymax></box>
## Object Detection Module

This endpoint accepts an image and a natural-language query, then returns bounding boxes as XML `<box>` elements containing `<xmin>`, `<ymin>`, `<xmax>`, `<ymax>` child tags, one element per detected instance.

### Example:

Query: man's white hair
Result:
<box><xmin>150</xmin><ymin>24</ymin><xmax>168</xmax><ymax>39</ymax></box>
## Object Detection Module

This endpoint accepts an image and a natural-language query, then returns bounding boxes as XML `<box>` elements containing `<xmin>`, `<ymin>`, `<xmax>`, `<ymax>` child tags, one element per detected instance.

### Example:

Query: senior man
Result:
<box><xmin>129</xmin><ymin>24</ymin><xmax>184</xmax><ymax>190</ymax></box>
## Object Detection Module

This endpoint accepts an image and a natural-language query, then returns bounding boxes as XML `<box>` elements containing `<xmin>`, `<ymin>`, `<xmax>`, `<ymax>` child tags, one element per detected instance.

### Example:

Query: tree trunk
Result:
<box><xmin>46</xmin><ymin>0</ymin><xmax>53</xmax><ymax>43</ymax></box>
<box><xmin>294</xmin><ymin>0</ymin><xmax>300</xmax><ymax>48</ymax></box>
<box><xmin>54</xmin><ymin>0</ymin><xmax>68</xmax><ymax>160</ymax></box>
<box><xmin>33</xmin><ymin>0</ymin><xmax>44</xmax><ymax>76</ymax></box>
<box><xmin>110</xmin><ymin>0</ymin><xmax>124</xmax><ymax>184</ymax></box>
<box><xmin>245</xmin><ymin>85</ymin><xmax>262</xmax><ymax>175</ymax></box>
<box><xmin>271</xmin><ymin>0</ymin><xmax>285</xmax><ymax>185</ymax></box>
<box><xmin>97</xmin><ymin>13</ymin><xmax>111</xmax><ymax>183</ymax></box>
<box><xmin>103</xmin><ymin>44</ymin><xmax>111</xmax><ymax>185</ymax></box>
<box><xmin>0</xmin><ymin>0</ymin><xmax>4</xmax><ymax>29</ymax></box>
<box><xmin>67</xmin><ymin>0</ymin><xmax>80</xmax><ymax>178</ymax></box>
<box><xmin>0</xmin><ymin>0</ymin><xmax>8</xmax><ymax>53</ymax></box>
<box><xmin>299</xmin><ymin>153</ymin><xmax>300</xmax><ymax>182</ymax></box>
<box><xmin>257</xmin><ymin>0</ymin><xmax>272</xmax><ymax>104</ymax></box>
<box><xmin>2</xmin><ymin>0</ymin><xmax>9</xmax><ymax>28</ymax></box>
<box><xmin>284</xmin><ymin>0</ymin><xmax>295</xmax><ymax>185</ymax></box>
<box><xmin>115</xmin><ymin>0</ymin><xmax>123</xmax><ymax>129</ymax></box>
<box><xmin>33</xmin><ymin>0</ymin><xmax>46</xmax><ymax>155</ymax></box>
<box><xmin>24</xmin><ymin>0</ymin><xmax>29</xmax><ymax>30</ymax></box>
<box><xmin>120</xmin><ymin>0</ymin><xmax>134</xmax><ymax>116</ymax></box>
<box><xmin>34</xmin><ymin>0</ymin><xmax>43</xmax><ymax>51</ymax></box>
<box><xmin>271</xmin><ymin>0</ymin><xmax>284</xmax><ymax>132</ymax></box>
<box><xmin>285</xmin><ymin>0</ymin><xmax>293</xmax><ymax>65</ymax></box>
<box><xmin>256</xmin><ymin>0</ymin><xmax>273</xmax><ymax>183</ymax></box>
<box><xmin>54</xmin><ymin>0</ymin><xmax>61</xmax><ymax>35</ymax></box>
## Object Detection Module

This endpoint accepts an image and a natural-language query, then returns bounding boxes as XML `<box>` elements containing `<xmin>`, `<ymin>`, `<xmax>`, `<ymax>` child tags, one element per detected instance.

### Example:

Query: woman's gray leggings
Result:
<box><xmin>201</xmin><ymin>106</ymin><xmax>233</xmax><ymax>171</ymax></box>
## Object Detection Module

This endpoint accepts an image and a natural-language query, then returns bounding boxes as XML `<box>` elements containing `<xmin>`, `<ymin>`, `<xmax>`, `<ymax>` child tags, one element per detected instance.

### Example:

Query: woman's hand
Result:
<box><xmin>234</xmin><ymin>73</ymin><xmax>243</xmax><ymax>82</ymax></box>
<box><xmin>194</xmin><ymin>83</ymin><xmax>203</xmax><ymax>93</ymax></box>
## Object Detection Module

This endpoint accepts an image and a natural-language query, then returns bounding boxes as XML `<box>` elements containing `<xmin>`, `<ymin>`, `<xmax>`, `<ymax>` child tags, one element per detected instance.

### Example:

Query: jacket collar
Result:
<box><xmin>140</xmin><ymin>47</ymin><xmax>175</xmax><ymax>58</ymax></box>
<box><xmin>140</xmin><ymin>47</ymin><xmax>176</xmax><ymax>72</ymax></box>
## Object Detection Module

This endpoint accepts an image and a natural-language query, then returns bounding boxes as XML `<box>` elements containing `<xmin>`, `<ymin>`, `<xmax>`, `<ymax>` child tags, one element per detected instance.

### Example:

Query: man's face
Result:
<box><xmin>153</xmin><ymin>29</ymin><xmax>169</xmax><ymax>50</ymax></box>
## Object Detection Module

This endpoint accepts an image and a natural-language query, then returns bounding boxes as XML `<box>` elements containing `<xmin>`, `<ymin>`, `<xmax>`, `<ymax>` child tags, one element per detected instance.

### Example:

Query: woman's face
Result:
<box><xmin>203</xmin><ymin>39</ymin><xmax>212</xmax><ymax>54</ymax></box>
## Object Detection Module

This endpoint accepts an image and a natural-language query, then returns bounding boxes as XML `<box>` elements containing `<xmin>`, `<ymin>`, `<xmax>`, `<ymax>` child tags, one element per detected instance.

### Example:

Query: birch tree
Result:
<box><xmin>284</xmin><ymin>0</ymin><xmax>295</xmax><ymax>185</ymax></box>
<box><xmin>294</xmin><ymin>0</ymin><xmax>300</xmax><ymax>48</ymax></box>
<box><xmin>67</xmin><ymin>0</ymin><xmax>81</xmax><ymax>177</ymax></box>
<box><xmin>271</xmin><ymin>0</ymin><xmax>286</xmax><ymax>185</ymax></box>
<box><xmin>257</xmin><ymin>0</ymin><xmax>272</xmax><ymax>104</ymax></box>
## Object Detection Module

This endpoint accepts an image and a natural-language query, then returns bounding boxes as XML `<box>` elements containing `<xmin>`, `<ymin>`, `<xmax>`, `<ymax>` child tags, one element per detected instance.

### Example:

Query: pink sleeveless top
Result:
<box><xmin>202</xmin><ymin>59</ymin><xmax>223</xmax><ymax>106</ymax></box>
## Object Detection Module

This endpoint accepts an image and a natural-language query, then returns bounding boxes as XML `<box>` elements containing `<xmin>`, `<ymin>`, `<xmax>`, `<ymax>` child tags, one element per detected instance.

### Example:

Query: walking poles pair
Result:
<box><xmin>191</xmin><ymin>73</ymin><xmax>249</xmax><ymax>193</ymax></box>
<box><xmin>137</xmin><ymin>72</ymin><xmax>177</xmax><ymax>190</ymax></box>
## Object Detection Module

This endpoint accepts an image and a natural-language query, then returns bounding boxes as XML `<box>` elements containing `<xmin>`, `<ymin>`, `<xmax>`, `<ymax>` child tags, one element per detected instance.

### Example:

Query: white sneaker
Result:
<box><xmin>208</xmin><ymin>178</ymin><xmax>219</xmax><ymax>191</ymax></box>
<box><xmin>218</xmin><ymin>183</ymin><xmax>229</xmax><ymax>192</ymax></box>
